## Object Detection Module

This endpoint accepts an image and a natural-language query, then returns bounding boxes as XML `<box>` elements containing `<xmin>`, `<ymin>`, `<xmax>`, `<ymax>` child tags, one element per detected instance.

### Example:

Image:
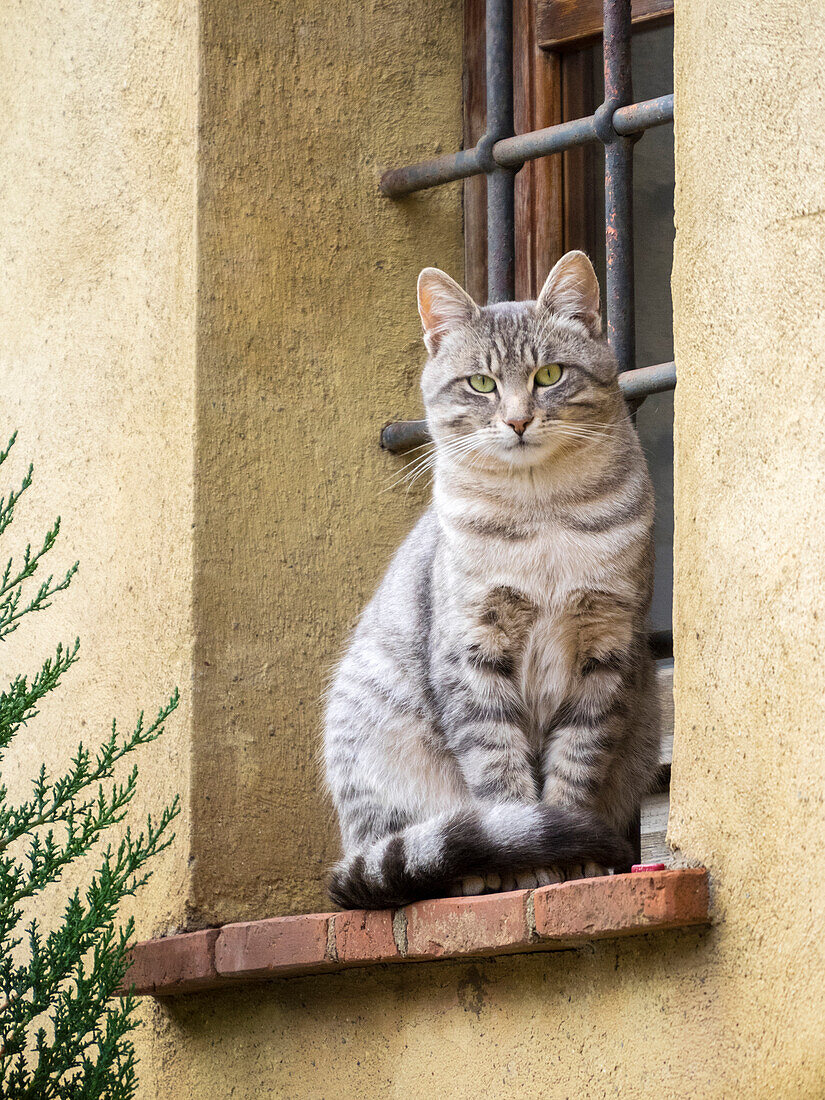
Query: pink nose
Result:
<box><xmin>505</xmin><ymin>416</ymin><xmax>533</xmax><ymax>436</ymax></box>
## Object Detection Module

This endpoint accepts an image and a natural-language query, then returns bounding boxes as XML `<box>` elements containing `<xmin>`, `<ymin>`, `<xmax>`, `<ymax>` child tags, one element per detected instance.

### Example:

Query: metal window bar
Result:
<box><xmin>379</xmin><ymin>0</ymin><xmax>676</xmax><ymax>456</ymax></box>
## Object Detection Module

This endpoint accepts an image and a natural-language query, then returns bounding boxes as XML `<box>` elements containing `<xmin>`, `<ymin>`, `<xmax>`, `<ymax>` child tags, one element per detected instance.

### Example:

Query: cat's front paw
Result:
<box><xmin>447</xmin><ymin>872</ymin><xmax>506</xmax><ymax>897</ymax></box>
<box><xmin>514</xmin><ymin>868</ymin><xmax>563</xmax><ymax>889</ymax></box>
<box><xmin>447</xmin><ymin>868</ymin><xmax>569</xmax><ymax>896</ymax></box>
<box><xmin>547</xmin><ymin>862</ymin><xmax>610</xmax><ymax>882</ymax></box>
<box><xmin>446</xmin><ymin>862</ymin><xmax>609</xmax><ymax>897</ymax></box>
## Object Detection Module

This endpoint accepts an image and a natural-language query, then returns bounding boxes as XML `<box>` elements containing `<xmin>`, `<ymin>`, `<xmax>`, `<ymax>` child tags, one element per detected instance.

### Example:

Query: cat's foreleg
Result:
<box><xmin>436</xmin><ymin>648</ymin><xmax>539</xmax><ymax>896</ymax></box>
<box><xmin>540</xmin><ymin>598</ymin><xmax>640</xmax><ymax>879</ymax></box>
<box><xmin>541</xmin><ymin>675</ymin><xmax>628</xmax><ymax>813</ymax></box>
<box><xmin>443</xmin><ymin>682</ymin><xmax>536</xmax><ymax>804</ymax></box>
<box><xmin>541</xmin><ymin>669</ymin><xmax>627</xmax><ymax>883</ymax></box>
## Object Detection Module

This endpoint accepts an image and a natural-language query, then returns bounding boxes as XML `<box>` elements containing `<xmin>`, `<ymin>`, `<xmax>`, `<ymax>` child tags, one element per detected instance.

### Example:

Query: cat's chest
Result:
<box><xmin>461</xmin><ymin>521</ymin><xmax>615</xmax><ymax>604</ymax></box>
<box><xmin>519</xmin><ymin>609</ymin><xmax>575</xmax><ymax>711</ymax></box>
<box><xmin>458</xmin><ymin>533</ymin><xmax>614</xmax><ymax>730</ymax></box>
<box><xmin>461</xmin><ymin>578</ymin><xmax>580</xmax><ymax>719</ymax></box>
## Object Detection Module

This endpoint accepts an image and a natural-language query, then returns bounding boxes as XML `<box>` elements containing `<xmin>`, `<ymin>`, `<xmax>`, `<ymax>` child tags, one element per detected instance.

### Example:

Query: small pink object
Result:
<box><xmin>631</xmin><ymin>863</ymin><xmax>666</xmax><ymax>873</ymax></box>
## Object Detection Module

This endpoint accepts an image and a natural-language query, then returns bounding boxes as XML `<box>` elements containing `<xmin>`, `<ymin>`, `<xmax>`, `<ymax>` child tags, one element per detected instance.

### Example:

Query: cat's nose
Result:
<box><xmin>505</xmin><ymin>416</ymin><xmax>533</xmax><ymax>437</ymax></box>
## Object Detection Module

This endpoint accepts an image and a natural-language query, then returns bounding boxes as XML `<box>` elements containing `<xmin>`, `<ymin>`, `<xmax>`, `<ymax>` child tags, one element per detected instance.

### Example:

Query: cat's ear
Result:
<box><xmin>536</xmin><ymin>251</ymin><xmax>601</xmax><ymax>336</ymax></box>
<box><xmin>417</xmin><ymin>268</ymin><xmax>478</xmax><ymax>355</ymax></box>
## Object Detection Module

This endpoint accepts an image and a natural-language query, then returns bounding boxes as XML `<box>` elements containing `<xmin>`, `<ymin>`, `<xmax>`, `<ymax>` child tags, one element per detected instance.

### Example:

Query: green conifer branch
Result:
<box><xmin>0</xmin><ymin>434</ymin><xmax>181</xmax><ymax>1098</ymax></box>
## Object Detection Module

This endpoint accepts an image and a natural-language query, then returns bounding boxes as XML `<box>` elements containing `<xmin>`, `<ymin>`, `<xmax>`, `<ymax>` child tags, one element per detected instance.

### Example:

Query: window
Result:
<box><xmin>380</xmin><ymin>0</ymin><xmax>676</xmax><ymax>863</ymax></box>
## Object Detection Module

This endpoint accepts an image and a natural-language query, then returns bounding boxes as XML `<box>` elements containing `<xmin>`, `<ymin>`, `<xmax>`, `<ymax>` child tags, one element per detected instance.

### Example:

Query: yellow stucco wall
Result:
<box><xmin>190</xmin><ymin>0</ymin><xmax>465</xmax><ymax>924</ymax></box>
<box><xmin>146</xmin><ymin>1</ymin><xmax>825</xmax><ymax>1095</ymax></box>
<box><xmin>668</xmin><ymin>0</ymin><xmax>825</xmax><ymax>1089</ymax></box>
<box><xmin>0</xmin><ymin>0</ymin><xmax>197</xmax><ymax>937</ymax></box>
<box><xmin>3</xmin><ymin>0</ymin><xmax>825</xmax><ymax>1096</ymax></box>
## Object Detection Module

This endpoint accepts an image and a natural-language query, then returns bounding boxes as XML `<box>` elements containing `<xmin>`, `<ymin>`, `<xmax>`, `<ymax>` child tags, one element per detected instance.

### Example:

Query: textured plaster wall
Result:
<box><xmin>190</xmin><ymin>0</ymin><xmax>465</xmax><ymax>922</ymax></box>
<box><xmin>0</xmin><ymin>0</ymin><xmax>197</xmax><ymax>937</ymax></box>
<box><xmin>667</xmin><ymin>0</ymin><xmax>825</xmax><ymax>1090</ymax></box>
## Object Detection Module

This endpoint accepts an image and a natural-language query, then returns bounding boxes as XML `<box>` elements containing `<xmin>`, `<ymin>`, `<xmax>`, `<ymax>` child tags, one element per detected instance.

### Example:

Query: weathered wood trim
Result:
<box><xmin>514</xmin><ymin>0</ymin><xmax>564</xmax><ymax>298</ymax></box>
<box><xmin>537</xmin><ymin>0</ymin><xmax>673</xmax><ymax>52</ymax></box>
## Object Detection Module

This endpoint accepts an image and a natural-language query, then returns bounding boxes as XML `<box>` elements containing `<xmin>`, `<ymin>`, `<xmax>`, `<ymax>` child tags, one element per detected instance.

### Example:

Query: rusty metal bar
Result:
<box><xmin>487</xmin><ymin>168</ymin><xmax>516</xmax><ymax>302</ymax></box>
<box><xmin>493</xmin><ymin>113</ymin><xmax>600</xmax><ymax>168</ymax></box>
<box><xmin>613</xmin><ymin>93</ymin><xmax>673</xmax><ymax>135</ymax></box>
<box><xmin>484</xmin><ymin>0</ymin><xmax>515</xmax><ymax>301</ymax></box>
<box><xmin>380</xmin><ymin>93</ymin><xmax>674</xmax><ymax>198</ymax></box>
<box><xmin>380</xmin><ymin>361</ymin><xmax>676</xmax><ymax>454</ymax></box>
<box><xmin>378</xmin><ymin>0</ymin><xmax>518</xmax><ymax>293</ymax></box>
<box><xmin>379</xmin><ymin>147</ymin><xmax>487</xmax><ymax>198</ymax></box>
<box><xmin>618</xmin><ymin>359</ymin><xmax>675</xmax><ymax>399</ymax></box>
<box><xmin>602</xmin><ymin>0</ymin><xmax>636</xmax><ymax>374</ymax></box>
<box><xmin>380</xmin><ymin>419</ymin><xmax>431</xmax><ymax>454</ymax></box>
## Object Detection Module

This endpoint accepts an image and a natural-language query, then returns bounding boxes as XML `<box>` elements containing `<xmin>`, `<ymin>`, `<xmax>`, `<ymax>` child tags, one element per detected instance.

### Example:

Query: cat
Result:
<box><xmin>323</xmin><ymin>251</ymin><xmax>661</xmax><ymax>910</ymax></box>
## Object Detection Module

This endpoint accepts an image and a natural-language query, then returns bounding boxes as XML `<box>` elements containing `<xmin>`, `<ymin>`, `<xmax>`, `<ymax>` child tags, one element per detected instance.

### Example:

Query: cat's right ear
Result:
<box><xmin>537</xmin><ymin>251</ymin><xmax>601</xmax><ymax>336</ymax></box>
<box><xmin>417</xmin><ymin>269</ymin><xmax>478</xmax><ymax>355</ymax></box>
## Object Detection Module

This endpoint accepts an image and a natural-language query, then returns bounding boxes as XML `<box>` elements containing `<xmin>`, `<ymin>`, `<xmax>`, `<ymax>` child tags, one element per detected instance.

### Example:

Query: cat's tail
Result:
<box><xmin>327</xmin><ymin>803</ymin><xmax>634</xmax><ymax>910</ymax></box>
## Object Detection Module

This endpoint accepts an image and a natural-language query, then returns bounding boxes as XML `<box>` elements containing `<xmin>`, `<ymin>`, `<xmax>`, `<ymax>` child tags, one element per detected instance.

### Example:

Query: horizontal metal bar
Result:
<box><xmin>380</xmin><ymin>419</ymin><xmax>430</xmax><ymax>453</ymax></box>
<box><xmin>613</xmin><ymin>93</ymin><xmax>674</xmax><ymax>135</ymax></box>
<box><xmin>379</xmin><ymin>147</ymin><xmax>486</xmax><ymax>198</ymax></box>
<box><xmin>380</xmin><ymin>95</ymin><xmax>673</xmax><ymax>198</ymax></box>
<box><xmin>619</xmin><ymin>359</ymin><xmax>675</xmax><ymax>399</ymax></box>
<box><xmin>493</xmin><ymin>114</ymin><xmax>600</xmax><ymax>167</ymax></box>
<box><xmin>380</xmin><ymin>361</ymin><xmax>676</xmax><ymax>453</ymax></box>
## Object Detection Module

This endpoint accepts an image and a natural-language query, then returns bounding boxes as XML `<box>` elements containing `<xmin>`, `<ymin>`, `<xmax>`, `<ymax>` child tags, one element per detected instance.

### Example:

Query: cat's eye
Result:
<box><xmin>535</xmin><ymin>364</ymin><xmax>563</xmax><ymax>387</ymax></box>
<box><xmin>468</xmin><ymin>374</ymin><xmax>496</xmax><ymax>393</ymax></box>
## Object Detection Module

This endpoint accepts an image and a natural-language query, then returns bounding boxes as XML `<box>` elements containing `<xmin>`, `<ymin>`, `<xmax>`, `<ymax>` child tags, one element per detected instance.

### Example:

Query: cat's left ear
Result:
<box><xmin>537</xmin><ymin>251</ymin><xmax>601</xmax><ymax>337</ymax></box>
<box><xmin>417</xmin><ymin>268</ymin><xmax>479</xmax><ymax>355</ymax></box>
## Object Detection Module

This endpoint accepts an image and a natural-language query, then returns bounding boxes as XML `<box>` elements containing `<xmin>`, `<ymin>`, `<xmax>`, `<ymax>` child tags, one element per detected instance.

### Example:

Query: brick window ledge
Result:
<box><xmin>125</xmin><ymin>868</ymin><xmax>708</xmax><ymax>997</ymax></box>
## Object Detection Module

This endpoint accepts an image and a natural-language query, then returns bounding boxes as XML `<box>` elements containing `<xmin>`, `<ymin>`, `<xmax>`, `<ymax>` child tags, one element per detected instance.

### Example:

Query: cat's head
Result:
<box><xmin>417</xmin><ymin>251</ymin><xmax>623</xmax><ymax>470</ymax></box>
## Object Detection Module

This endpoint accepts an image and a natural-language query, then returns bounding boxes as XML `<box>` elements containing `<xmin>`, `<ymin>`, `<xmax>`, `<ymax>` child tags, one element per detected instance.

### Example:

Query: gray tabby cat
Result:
<box><xmin>324</xmin><ymin>251</ymin><xmax>660</xmax><ymax>909</ymax></box>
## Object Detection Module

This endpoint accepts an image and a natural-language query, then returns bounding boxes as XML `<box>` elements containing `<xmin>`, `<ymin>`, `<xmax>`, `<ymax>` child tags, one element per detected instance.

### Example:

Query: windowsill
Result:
<box><xmin>125</xmin><ymin>868</ymin><xmax>708</xmax><ymax>997</ymax></box>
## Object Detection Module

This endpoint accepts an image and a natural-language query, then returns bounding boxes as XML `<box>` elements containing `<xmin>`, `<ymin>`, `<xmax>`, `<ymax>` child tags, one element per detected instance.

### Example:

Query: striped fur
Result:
<box><xmin>324</xmin><ymin>252</ymin><xmax>660</xmax><ymax>909</ymax></box>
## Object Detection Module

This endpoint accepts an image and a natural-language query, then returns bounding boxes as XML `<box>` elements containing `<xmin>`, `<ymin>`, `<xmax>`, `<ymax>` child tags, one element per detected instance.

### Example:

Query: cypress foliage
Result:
<box><xmin>0</xmin><ymin>434</ymin><xmax>179</xmax><ymax>1099</ymax></box>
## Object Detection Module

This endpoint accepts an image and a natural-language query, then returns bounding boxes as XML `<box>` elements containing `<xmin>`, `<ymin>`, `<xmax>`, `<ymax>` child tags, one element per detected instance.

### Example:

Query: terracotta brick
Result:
<box><xmin>334</xmin><ymin>908</ymin><xmax>400</xmax><ymax>963</ymax></box>
<box><xmin>533</xmin><ymin>868</ymin><xmax>709</xmax><ymax>941</ymax></box>
<box><xmin>124</xmin><ymin>928</ymin><xmax>219</xmax><ymax>996</ymax></box>
<box><xmin>126</xmin><ymin>870</ymin><xmax>709</xmax><ymax>995</ymax></box>
<box><xmin>215</xmin><ymin>913</ymin><xmax>334</xmax><ymax>979</ymax></box>
<box><xmin>404</xmin><ymin>889</ymin><xmax>531</xmax><ymax>959</ymax></box>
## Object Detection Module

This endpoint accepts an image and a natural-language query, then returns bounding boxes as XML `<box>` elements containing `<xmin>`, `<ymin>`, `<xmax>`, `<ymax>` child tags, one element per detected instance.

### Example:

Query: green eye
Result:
<box><xmin>535</xmin><ymin>364</ymin><xmax>563</xmax><ymax>387</ymax></box>
<box><xmin>469</xmin><ymin>374</ymin><xmax>496</xmax><ymax>393</ymax></box>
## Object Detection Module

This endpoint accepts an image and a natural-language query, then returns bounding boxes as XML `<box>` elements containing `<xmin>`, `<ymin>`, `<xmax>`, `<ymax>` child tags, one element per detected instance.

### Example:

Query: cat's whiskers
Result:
<box><xmin>381</xmin><ymin>431</ymin><xmax>474</xmax><ymax>493</ymax></box>
<box><xmin>413</xmin><ymin>431</ymin><xmax>503</xmax><ymax>486</ymax></box>
<box><xmin>384</xmin><ymin>430</ymin><xmax>492</xmax><ymax>494</ymax></box>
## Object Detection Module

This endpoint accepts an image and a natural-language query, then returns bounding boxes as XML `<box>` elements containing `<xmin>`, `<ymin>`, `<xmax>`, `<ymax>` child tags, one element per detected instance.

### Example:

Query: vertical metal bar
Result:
<box><xmin>487</xmin><ymin>169</ymin><xmax>515</xmax><ymax>302</ymax></box>
<box><xmin>603</xmin><ymin>0</ymin><xmax>641</xmax><ymax>862</ymax></box>
<box><xmin>602</xmin><ymin>0</ymin><xmax>635</xmax><ymax>372</ymax></box>
<box><xmin>485</xmin><ymin>0</ymin><xmax>515</xmax><ymax>303</ymax></box>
